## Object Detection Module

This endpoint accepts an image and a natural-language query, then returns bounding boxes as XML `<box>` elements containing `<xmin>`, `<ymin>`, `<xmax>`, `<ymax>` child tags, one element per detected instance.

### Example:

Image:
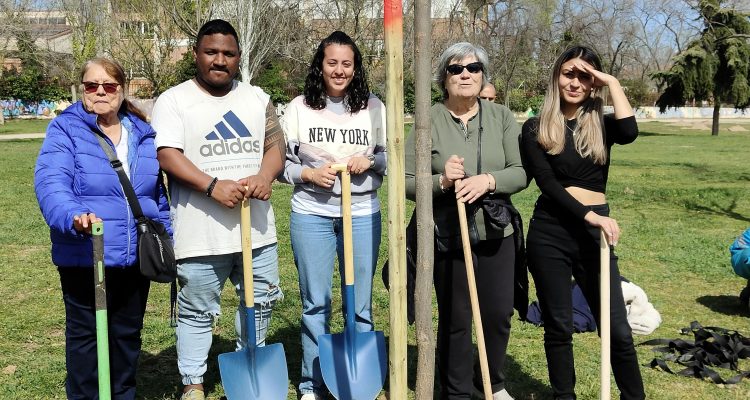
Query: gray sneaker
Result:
<box><xmin>473</xmin><ymin>387</ymin><xmax>515</xmax><ymax>400</ymax></box>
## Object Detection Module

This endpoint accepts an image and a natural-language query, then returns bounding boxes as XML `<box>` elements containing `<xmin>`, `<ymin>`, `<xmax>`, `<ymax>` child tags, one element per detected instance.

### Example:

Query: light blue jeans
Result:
<box><xmin>175</xmin><ymin>243</ymin><xmax>282</xmax><ymax>385</ymax></box>
<box><xmin>291</xmin><ymin>211</ymin><xmax>381</xmax><ymax>395</ymax></box>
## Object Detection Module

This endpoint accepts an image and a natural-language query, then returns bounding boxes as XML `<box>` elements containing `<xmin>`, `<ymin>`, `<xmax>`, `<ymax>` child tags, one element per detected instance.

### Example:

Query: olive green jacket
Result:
<box><xmin>405</xmin><ymin>99</ymin><xmax>527</xmax><ymax>241</ymax></box>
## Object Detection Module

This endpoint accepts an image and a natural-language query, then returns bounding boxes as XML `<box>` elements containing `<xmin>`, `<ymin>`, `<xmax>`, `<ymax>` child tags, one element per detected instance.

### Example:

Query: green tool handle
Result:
<box><xmin>92</xmin><ymin>222</ymin><xmax>111</xmax><ymax>400</ymax></box>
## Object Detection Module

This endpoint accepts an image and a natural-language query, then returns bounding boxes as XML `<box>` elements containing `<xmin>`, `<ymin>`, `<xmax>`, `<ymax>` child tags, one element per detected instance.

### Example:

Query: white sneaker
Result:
<box><xmin>300</xmin><ymin>393</ymin><xmax>324</xmax><ymax>400</ymax></box>
<box><xmin>493</xmin><ymin>389</ymin><xmax>515</xmax><ymax>400</ymax></box>
<box><xmin>473</xmin><ymin>387</ymin><xmax>515</xmax><ymax>400</ymax></box>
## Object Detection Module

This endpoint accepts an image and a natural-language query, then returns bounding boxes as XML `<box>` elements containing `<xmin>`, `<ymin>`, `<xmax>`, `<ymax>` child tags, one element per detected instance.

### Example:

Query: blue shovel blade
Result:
<box><xmin>319</xmin><ymin>330</ymin><xmax>387</xmax><ymax>400</ymax></box>
<box><xmin>218</xmin><ymin>342</ymin><xmax>288</xmax><ymax>400</ymax></box>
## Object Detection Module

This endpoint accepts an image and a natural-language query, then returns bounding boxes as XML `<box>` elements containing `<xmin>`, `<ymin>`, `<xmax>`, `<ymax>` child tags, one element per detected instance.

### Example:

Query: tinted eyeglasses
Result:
<box><xmin>82</xmin><ymin>81</ymin><xmax>120</xmax><ymax>94</ymax></box>
<box><xmin>446</xmin><ymin>62</ymin><xmax>483</xmax><ymax>75</ymax></box>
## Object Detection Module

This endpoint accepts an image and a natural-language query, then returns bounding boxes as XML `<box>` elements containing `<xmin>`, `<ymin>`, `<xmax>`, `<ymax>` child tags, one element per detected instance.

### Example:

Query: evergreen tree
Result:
<box><xmin>653</xmin><ymin>0</ymin><xmax>750</xmax><ymax>136</ymax></box>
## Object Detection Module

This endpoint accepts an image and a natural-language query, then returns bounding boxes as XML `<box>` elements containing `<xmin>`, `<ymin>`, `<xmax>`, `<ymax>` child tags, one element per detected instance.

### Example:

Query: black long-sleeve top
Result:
<box><xmin>520</xmin><ymin>114</ymin><xmax>638</xmax><ymax>219</ymax></box>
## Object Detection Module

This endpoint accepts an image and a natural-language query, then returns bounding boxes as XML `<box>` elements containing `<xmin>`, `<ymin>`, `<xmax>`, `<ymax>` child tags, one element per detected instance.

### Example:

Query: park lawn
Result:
<box><xmin>0</xmin><ymin>119</ymin><xmax>50</xmax><ymax>135</ymax></box>
<box><xmin>0</xmin><ymin>120</ymin><xmax>749</xmax><ymax>399</ymax></box>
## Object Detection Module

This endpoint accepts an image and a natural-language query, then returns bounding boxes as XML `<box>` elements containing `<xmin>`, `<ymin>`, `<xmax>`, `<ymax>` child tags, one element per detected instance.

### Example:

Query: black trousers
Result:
<box><xmin>59</xmin><ymin>266</ymin><xmax>150</xmax><ymax>400</ymax></box>
<box><xmin>434</xmin><ymin>236</ymin><xmax>515</xmax><ymax>399</ymax></box>
<box><xmin>526</xmin><ymin>200</ymin><xmax>645</xmax><ymax>400</ymax></box>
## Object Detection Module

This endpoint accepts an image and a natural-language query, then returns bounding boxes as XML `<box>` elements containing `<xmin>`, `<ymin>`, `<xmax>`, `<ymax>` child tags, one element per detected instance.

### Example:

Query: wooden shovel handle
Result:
<box><xmin>600</xmin><ymin>228</ymin><xmax>611</xmax><ymax>399</ymax></box>
<box><xmin>456</xmin><ymin>195</ymin><xmax>493</xmax><ymax>400</ymax></box>
<box><xmin>241</xmin><ymin>198</ymin><xmax>254</xmax><ymax>306</ymax></box>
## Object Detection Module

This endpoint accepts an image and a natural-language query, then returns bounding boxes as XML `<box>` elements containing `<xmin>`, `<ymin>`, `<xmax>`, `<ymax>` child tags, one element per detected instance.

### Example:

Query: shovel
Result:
<box><xmin>599</xmin><ymin>229</ymin><xmax>611</xmax><ymax>400</ymax></box>
<box><xmin>456</xmin><ymin>193</ymin><xmax>493</xmax><ymax>399</ymax></box>
<box><xmin>319</xmin><ymin>163</ymin><xmax>387</xmax><ymax>400</ymax></box>
<box><xmin>92</xmin><ymin>221</ymin><xmax>111</xmax><ymax>400</ymax></box>
<box><xmin>218</xmin><ymin>198</ymin><xmax>288</xmax><ymax>400</ymax></box>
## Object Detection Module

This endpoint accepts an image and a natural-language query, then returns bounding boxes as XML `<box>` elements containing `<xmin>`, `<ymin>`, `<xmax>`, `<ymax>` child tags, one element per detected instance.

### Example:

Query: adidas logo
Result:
<box><xmin>200</xmin><ymin>111</ymin><xmax>262</xmax><ymax>157</ymax></box>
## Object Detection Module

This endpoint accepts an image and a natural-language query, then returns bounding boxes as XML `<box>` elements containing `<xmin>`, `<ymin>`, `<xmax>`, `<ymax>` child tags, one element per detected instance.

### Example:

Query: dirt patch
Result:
<box><xmin>727</xmin><ymin>125</ymin><xmax>748</xmax><ymax>132</ymax></box>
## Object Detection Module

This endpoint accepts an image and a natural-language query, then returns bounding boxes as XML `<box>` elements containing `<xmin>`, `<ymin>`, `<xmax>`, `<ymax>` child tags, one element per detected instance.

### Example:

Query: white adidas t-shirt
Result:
<box><xmin>152</xmin><ymin>80</ymin><xmax>277</xmax><ymax>259</ymax></box>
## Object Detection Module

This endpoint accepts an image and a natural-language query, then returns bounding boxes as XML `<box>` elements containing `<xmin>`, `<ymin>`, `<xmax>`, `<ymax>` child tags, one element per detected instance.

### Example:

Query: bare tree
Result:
<box><xmin>413</xmin><ymin>0</ymin><xmax>435</xmax><ymax>397</ymax></box>
<box><xmin>56</xmin><ymin>0</ymin><xmax>112</xmax><ymax>86</ymax></box>
<box><xmin>215</xmin><ymin>0</ymin><xmax>297</xmax><ymax>82</ymax></box>
<box><xmin>299</xmin><ymin>0</ymin><xmax>386</xmax><ymax>84</ymax></box>
<box><xmin>0</xmin><ymin>0</ymin><xmax>27</xmax><ymax>69</ymax></box>
<box><xmin>628</xmin><ymin>0</ymin><xmax>699</xmax><ymax>85</ymax></box>
<box><xmin>110</xmin><ymin>0</ymin><xmax>186</xmax><ymax>96</ymax></box>
<box><xmin>165</xmin><ymin>0</ymin><xmax>215</xmax><ymax>40</ymax></box>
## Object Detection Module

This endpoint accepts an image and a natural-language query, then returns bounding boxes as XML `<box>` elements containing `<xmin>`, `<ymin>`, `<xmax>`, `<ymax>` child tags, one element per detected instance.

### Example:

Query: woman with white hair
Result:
<box><xmin>405</xmin><ymin>42</ymin><xmax>526</xmax><ymax>400</ymax></box>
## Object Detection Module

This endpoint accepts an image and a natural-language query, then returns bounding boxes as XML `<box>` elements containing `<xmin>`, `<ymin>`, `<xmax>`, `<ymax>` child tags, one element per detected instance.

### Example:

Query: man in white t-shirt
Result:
<box><xmin>151</xmin><ymin>19</ymin><xmax>285</xmax><ymax>400</ymax></box>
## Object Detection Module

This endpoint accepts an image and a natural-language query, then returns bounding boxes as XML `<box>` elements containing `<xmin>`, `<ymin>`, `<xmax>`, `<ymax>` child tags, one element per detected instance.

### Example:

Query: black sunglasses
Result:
<box><xmin>82</xmin><ymin>81</ymin><xmax>120</xmax><ymax>94</ymax></box>
<box><xmin>446</xmin><ymin>62</ymin><xmax>483</xmax><ymax>75</ymax></box>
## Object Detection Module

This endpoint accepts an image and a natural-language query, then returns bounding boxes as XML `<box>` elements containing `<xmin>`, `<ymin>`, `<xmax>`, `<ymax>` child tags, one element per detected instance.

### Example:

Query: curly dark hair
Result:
<box><xmin>304</xmin><ymin>31</ymin><xmax>370</xmax><ymax>112</ymax></box>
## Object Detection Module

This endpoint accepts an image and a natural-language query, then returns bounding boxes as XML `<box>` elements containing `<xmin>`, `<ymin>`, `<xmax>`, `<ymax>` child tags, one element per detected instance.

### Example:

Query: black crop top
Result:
<box><xmin>520</xmin><ymin>114</ymin><xmax>638</xmax><ymax>219</ymax></box>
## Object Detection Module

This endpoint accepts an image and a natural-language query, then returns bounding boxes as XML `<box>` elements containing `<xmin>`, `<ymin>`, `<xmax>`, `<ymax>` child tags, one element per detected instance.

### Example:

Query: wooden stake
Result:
<box><xmin>384</xmin><ymin>1</ymin><xmax>407</xmax><ymax>398</ymax></box>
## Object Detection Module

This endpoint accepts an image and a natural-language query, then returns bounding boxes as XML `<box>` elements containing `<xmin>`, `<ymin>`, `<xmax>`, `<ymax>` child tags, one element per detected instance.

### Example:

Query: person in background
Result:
<box><xmin>405</xmin><ymin>42</ymin><xmax>526</xmax><ymax>400</ymax></box>
<box><xmin>520</xmin><ymin>45</ymin><xmax>645</xmax><ymax>400</ymax></box>
<box><xmin>730</xmin><ymin>227</ymin><xmax>750</xmax><ymax>310</ymax></box>
<box><xmin>152</xmin><ymin>19</ymin><xmax>285</xmax><ymax>400</ymax></box>
<box><xmin>278</xmin><ymin>31</ymin><xmax>387</xmax><ymax>400</ymax></box>
<box><xmin>34</xmin><ymin>57</ymin><xmax>170</xmax><ymax>399</ymax></box>
<box><xmin>479</xmin><ymin>82</ymin><xmax>497</xmax><ymax>102</ymax></box>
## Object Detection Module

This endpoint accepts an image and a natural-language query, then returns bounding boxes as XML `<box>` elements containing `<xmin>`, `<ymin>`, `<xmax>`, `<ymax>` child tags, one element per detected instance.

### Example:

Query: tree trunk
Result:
<box><xmin>238</xmin><ymin>0</ymin><xmax>253</xmax><ymax>81</ymax></box>
<box><xmin>384</xmin><ymin>1</ymin><xmax>408</xmax><ymax>398</ymax></box>
<box><xmin>413</xmin><ymin>0</ymin><xmax>435</xmax><ymax>399</ymax></box>
<box><xmin>712</xmin><ymin>101</ymin><xmax>720</xmax><ymax>136</ymax></box>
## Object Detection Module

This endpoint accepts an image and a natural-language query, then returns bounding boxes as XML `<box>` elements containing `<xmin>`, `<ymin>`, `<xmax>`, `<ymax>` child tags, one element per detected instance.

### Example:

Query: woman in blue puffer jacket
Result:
<box><xmin>730</xmin><ymin>228</ymin><xmax>750</xmax><ymax>311</ymax></box>
<box><xmin>34</xmin><ymin>58</ymin><xmax>170</xmax><ymax>400</ymax></box>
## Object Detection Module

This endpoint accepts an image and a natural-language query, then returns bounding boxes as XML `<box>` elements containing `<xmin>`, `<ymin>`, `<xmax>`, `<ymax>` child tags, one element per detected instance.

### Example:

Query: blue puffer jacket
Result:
<box><xmin>34</xmin><ymin>101</ymin><xmax>171</xmax><ymax>268</ymax></box>
<box><xmin>730</xmin><ymin>228</ymin><xmax>750</xmax><ymax>279</ymax></box>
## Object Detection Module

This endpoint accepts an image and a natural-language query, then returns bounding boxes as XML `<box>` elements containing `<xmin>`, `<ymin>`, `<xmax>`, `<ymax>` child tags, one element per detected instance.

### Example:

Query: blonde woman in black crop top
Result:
<box><xmin>520</xmin><ymin>46</ymin><xmax>645</xmax><ymax>400</ymax></box>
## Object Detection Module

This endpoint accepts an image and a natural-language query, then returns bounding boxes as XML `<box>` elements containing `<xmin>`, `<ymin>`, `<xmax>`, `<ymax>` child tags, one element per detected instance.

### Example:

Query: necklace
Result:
<box><xmin>566</xmin><ymin>123</ymin><xmax>577</xmax><ymax>137</ymax></box>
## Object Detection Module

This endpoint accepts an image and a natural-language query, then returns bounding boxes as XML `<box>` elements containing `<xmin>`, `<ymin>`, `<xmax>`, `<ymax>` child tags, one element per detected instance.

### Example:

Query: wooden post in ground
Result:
<box><xmin>384</xmin><ymin>1</ymin><xmax>407</xmax><ymax>398</ymax></box>
<box><xmin>413</xmin><ymin>0</ymin><xmax>435</xmax><ymax>399</ymax></box>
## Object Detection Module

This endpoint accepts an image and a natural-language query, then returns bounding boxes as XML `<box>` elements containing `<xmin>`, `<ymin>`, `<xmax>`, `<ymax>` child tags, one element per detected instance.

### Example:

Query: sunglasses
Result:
<box><xmin>82</xmin><ymin>81</ymin><xmax>120</xmax><ymax>94</ymax></box>
<box><xmin>446</xmin><ymin>62</ymin><xmax>483</xmax><ymax>75</ymax></box>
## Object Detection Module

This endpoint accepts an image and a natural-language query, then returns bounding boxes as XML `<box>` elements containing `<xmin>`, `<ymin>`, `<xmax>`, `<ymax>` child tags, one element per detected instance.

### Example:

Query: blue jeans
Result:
<box><xmin>175</xmin><ymin>243</ymin><xmax>282</xmax><ymax>385</ymax></box>
<box><xmin>291</xmin><ymin>211</ymin><xmax>381</xmax><ymax>395</ymax></box>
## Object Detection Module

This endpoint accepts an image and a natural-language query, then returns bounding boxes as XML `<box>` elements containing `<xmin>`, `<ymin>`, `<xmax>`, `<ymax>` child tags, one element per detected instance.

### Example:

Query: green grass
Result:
<box><xmin>0</xmin><ymin>119</ymin><xmax>50</xmax><ymax>135</ymax></box>
<box><xmin>1</xmin><ymin>120</ymin><xmax>749</xmax><ymax>399</ymax></box>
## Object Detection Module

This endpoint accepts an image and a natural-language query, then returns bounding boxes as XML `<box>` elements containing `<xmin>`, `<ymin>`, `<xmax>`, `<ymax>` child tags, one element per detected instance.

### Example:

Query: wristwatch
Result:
<box><xmin>367</xmin><ymin>154</ymin><xmax>376</xmax><ymax>169</ymax></box>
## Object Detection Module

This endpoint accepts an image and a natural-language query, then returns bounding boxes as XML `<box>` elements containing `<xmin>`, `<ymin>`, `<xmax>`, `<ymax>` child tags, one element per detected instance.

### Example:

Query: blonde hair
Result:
<box><xmin>537</xmin><ymin>46</ymin><xmax>606</xmax><ymax>165</ymax></box>
<box><xmin>79</xmin><ymin>57</ymin><xmax>149</xmax><ymax>122</ymax></box>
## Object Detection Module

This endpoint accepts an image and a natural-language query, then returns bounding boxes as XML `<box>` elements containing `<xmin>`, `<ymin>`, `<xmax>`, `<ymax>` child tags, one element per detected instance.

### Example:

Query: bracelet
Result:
<box><xmin>439</xmin><ymin>173</ymin><xmax>448</xmax><ymax>192</ymax></box>
<box><xmin>485</xmin><ymin>173</ymin><xmax>493</xmax><ymax>193</ymax></box>
<box><xmin>205</xmin><ymin>177</ymin><xmax>218</xmax><ymax>197</ymax></box>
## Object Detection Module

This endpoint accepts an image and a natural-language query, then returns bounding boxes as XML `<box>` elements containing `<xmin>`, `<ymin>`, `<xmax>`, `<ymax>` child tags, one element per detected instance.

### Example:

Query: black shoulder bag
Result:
<box><xmin>93</xmin><ymin>133</ymin><xmax>177</xmax><ymax>284</ymax></box>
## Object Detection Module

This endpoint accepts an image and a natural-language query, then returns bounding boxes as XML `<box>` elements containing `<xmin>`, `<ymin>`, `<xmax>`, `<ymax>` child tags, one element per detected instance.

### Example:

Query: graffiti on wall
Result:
<box><xmin>1</xmin><ymin>99</ymin><xmax>71</xmax><ymax>118</ymax></box>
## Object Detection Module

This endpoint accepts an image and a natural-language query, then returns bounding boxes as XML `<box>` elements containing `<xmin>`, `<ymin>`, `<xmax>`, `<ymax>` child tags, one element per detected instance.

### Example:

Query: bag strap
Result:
<box><xmin>476</xmin><ymin>99</ymin><xmax>483</xmax><ymax>174</ymax></box>
<box><xmin>93</xmin><ymin>132</ymin><xmax>145</xmax><ymax>220</ymax></box>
